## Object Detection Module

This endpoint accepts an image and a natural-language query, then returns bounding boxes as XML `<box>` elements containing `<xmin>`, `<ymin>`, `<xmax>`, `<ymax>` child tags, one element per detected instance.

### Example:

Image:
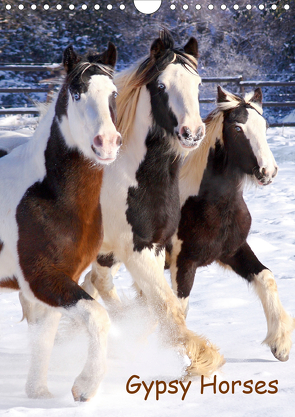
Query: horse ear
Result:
<box><xmin>99</xmin><ymin>42</ymin><xmax>117</xmax><ymax>68</ymax></box>
<box><xmin>184</xmin><ymin>37</ymin><xmax>199</xmax><ymax>59</ymax></box>
<box><xmin>63</xmin><ymin>45</ymin><xmax>81</xmax><ymax>74</ymax></box>
<box><xmin>217</xmin><ymin>86</ymin><xmax>230</xmax><ymax>103</ymax></box>
<box><xmin>150</xmin><ymin>38</ymin><xmax>166</xmax><ymax>61</ymax></box>
<box><xmin>250</xmin><ymin>87</ymin><xmax>263</xmax><ymax>105</ymax></box>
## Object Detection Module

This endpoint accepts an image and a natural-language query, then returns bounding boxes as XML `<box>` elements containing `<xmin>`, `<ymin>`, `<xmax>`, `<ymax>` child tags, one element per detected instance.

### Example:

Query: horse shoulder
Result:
<box><xmin>232</xmin><ymin>193</ymin><xmax>252</xmax><ymax>241</ymax></box>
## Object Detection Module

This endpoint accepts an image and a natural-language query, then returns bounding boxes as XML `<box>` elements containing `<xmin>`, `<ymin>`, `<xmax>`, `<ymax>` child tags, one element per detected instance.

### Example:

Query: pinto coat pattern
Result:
<box><xmin>168</xmin><ymin>86</ymin><xmax>295</xmax><ymax>362</ymax></box>
<box><xmin>0</xmin><ymin>42</ymin><xmax>121</xmax><ymax>401</ymax></box>
<box><xmin>82</xmin><ymin>29</ymin><xmax>224</xmax><ymax>377</ymax></box>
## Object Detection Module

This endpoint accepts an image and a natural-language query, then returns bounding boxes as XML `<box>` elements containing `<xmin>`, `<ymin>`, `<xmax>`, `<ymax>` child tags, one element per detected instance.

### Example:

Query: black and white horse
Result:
<box><xmin>167</xmin><ymin>86</ymin><xmax>294</xmax><ymax>361</ymax></box>
<box><xmin>82</xmin><ymin>30</ymin><xmax>224</xmax><ymax>377</ymax></box>
<box><xmin>0</xmin><ymin>43</ymin><xmax>121</xmax><ymax>401</ymax></box>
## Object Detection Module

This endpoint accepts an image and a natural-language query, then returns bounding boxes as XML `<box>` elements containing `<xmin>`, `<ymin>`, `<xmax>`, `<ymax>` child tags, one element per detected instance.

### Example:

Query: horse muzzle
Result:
<box><xmin>177</xmin><ymin>125</ymin><xmax>205</xmax><ymax>149</ymax></box>
<box><xmin>92</xmin><ymin>133</ymin><xmax>122</xmax><ymax>164</ymax></box>
<box><xmin>253</xmin><ymin>165</ymin><xmax>278</xmax><ymax>186</ymax></box>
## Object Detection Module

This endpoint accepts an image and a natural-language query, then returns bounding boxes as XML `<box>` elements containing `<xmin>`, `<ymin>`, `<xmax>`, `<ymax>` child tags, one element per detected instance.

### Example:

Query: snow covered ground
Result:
<box><xmin>0</xmin><ymin>115</ymin><xmax>295</xmax><ymax>416</ymax></box>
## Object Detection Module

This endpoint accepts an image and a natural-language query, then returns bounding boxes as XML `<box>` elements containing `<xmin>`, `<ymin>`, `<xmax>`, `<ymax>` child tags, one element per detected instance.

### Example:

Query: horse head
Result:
<box><xmin>146</xmin><ymin>29</ymin><xmax>205</xmax><ymax>150</ymax></box>
<box><xmin>218</xmin><ymin>86</ymin><xmax>278</xmax><ymax>185</ymax></box>
<box><xmin>59</xmin><ymin>43</ymin><xmax>121</xmax><ymax>164</ymax></box>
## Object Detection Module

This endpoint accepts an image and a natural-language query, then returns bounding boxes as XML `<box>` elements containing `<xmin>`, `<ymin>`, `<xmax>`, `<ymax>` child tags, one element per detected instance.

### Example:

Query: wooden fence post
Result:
<box><xmin>239</xmin><ymin>75</ymin><xmax>244</xmax><ymax>95</ymax></box>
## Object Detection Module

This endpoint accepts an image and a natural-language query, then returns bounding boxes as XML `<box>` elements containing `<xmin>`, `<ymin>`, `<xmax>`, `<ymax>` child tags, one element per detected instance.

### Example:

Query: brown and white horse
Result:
<box><xmin>168</xmin><ymin>86</ymin><xmax>295</xmax><ymax>362</ymax></box>
<box><xmin>0</xmin><ymin>43</ymin><xmax>121</xmax><ymax>401</ymax></box>
<box><xmin>82</xmin><ymin>30</ymin><xmax>224</xmax><ymax>377</ymax></box>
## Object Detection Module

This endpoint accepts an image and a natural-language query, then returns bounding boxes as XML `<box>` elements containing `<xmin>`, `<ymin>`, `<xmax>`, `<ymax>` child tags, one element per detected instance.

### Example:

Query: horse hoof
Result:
<box><xmin>182</xmin><ymin>331</ymin><xmax>225</xmax><ymax>378</ymax></box>
<box><xmin>271</xmin><ymin>346</ymin><xmax>289</xmax><ymax>362</ymax></box>
<box><xmin>72</xmin><ymin>385</ymin><xmax>92</xmax><ymax>402</ymax></box>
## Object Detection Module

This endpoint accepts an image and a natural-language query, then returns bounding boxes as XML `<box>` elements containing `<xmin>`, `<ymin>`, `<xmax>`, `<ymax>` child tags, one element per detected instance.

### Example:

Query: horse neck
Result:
<box><xmin>198</xmin><ymin>135</ymin><xmax>247</xmax><ymax>205</ymax></box>
<box><xmin>180</xmin><ymin>111</ymin><xmax>249</xmax><ymax>206</ymax></box>
<box><xmin>16</xmin><ymin>97</ymin><xmax>58</xmax><ymax>178</ymax></box>
<box><xmin>32</xmin><ymin>97</ymin><xmax>57</xmax><ymax>147</ymax></box>
<box><xmin>179</xmin><ymin>112</ymin><xmax>224</xmax><ymax>206</ymax></box>
<box><xmin>43</xmin><ymin>107</ymin><xmax>103</xmax><ymax>209</ymax></box>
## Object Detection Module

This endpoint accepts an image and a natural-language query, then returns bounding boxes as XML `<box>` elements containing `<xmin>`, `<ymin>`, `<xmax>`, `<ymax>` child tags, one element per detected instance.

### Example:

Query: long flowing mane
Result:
<box><xmin>180</xmin><ymin>89</ymin><xmax>263</xmax><ymax>184</ymax></box>
<box><xmin>115</xmin><ymin>30</ymin><xmax>198</xmax><ymax>143</ymax></box>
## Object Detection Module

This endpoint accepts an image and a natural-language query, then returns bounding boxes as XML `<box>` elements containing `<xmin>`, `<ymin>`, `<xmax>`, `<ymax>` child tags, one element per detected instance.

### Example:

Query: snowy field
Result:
<box><xmin>0</xmin><ymin>115</ymin><xmax>295</xmax><ymax>416</ymax></box>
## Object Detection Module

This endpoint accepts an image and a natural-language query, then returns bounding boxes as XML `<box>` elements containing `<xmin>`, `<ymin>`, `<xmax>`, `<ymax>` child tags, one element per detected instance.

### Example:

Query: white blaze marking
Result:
<box><xmin>237</xmin><ymin>108</ymin><xmax>277</xmax><ymax>175</ymax></box>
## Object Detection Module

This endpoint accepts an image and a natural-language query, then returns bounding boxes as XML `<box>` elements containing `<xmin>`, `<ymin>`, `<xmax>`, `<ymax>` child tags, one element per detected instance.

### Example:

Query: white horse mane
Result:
<box><xmin>217</xmin><ymin>89</ymin><xmax>263</xmax><ymax>115</ymax></box>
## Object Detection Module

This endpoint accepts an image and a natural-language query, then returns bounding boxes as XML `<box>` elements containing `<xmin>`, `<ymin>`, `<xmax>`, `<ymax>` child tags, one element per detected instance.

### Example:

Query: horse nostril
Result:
<box><xmin>261</xmin><ymin>167</ymin><xmax>266</xmax><ymax>176</ymax></box>
<box><xmin>197</xmin><ymin>125</ymin><xmax>205</xmax><ymax>137</ymax></box>
<box><xmin>116</xmin><ymin>135</ymin><xmax>122</xmax><ymax>147</ymax></box>
<box><xmin>181</xmin><ymin>126</ymin><xmax>191</xmax><ymax>139</ymax></box>
<box><xmin>272</xmin><ymin>166</ymin><xmax>278</xmax><ymax>178</ymax></box>
<box><xmin>94</xmin><ymin>135</ymin><xmax>103</xmax><ymax>148</ymax></box>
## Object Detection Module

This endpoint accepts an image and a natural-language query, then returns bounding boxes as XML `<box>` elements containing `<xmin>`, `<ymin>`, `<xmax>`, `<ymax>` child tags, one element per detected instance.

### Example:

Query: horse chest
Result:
<box><xmin>16</xmin><ymin>158</ymin><xmax>103</xmax><ymax>285</ymax></box>
<box><xmin>178</xmin><ymin>190</ymin><xmax>251</xmax><ymax>266</ymax></box>
<box><xmin>126</xmin><ymin>136</ymin><xmax>181</xmax><ymax>252</ymax></box>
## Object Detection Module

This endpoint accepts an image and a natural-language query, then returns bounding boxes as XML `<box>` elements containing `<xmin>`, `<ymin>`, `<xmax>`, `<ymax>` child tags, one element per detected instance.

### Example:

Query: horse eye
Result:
<box><xmin>113</xmin><ymin>91</ymin><xmax>118</xmax><ymax>99</ymax></box>
<box><xmin>158</xmin><ymin>83</ymin><xmax>166</xmax><ymax>91</ymax></box>
<box><xmin>235</xmin><ymin>126</ymin><xmax>242</xmax><ymax>132</ymax></box>
<box><xmin>73</xmin><ymin>92</ymin><xmax>80</xmax><ymax>101</ymax></box>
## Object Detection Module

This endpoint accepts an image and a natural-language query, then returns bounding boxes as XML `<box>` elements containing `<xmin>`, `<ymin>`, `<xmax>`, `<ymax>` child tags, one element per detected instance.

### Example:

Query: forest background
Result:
<box><xmin>0</xmin><ymin>0</ymin><xmax>294</xmax><ymax>121</ymax></box>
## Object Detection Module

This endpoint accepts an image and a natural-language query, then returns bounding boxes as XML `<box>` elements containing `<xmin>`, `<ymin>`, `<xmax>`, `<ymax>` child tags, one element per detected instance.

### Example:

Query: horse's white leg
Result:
<box><xmin>68</xmin><ymin>299</ymin><xmax>110</xmax><ymax>402</ymax></box>
<box><xmin>57</xmin><ymin>262</ymin><xmax>121</xmax><ymax>340</ymax></box>
<box><xmin>20</xmin><ymin>290</ymin><xmax>110</xmax><ymax>401</ymax></box>
<box><xmin>81</xmin><ymin>261</ymin><xmax>122</xmax><ymax>310</ymax></box>
<box><xmin>220</xmin><ymin>242</ymin><xmax>295</xmax><ymax>361</ymax></box>
<box><xmin>19</xmin><ymin>293</ymin><xmax>61</xmax><ymax>399</ymax></box>
<box><xmin>124</xmin><ymin>248</ymin><xmax>224</xmax><ymax>377</ymax></box>
<box><xmin>254</xmin><ymin>269</ymin><xmax>295</xmax><ymax>361</ymax></box>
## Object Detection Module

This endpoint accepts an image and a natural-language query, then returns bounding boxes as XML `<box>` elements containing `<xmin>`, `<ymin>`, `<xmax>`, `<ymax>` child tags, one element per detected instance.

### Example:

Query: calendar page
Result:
<box><xmin>0</xmin><ymin>2</ymin><xmax>294</xmax><ymax>417</ymax></box>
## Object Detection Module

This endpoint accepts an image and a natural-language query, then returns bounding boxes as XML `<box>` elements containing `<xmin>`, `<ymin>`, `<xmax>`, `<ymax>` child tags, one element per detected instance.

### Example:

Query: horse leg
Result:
<box><xmin>19</xmin><ymin>292</ymin><xmax>61</xmax><ymax>399</ymax></box>
<box><xmin>124</xmin><ymin>248</ymin><xmax>224</xmax><ymax>377</ymax></box>
<box><xmin>169</xmin><ymin>239</ymin><xmax>198</xmax><ymax>317</ymax></box>
<box><xmin>220</xmin><ymin>242</ymin><xmax>295</xmax><ymax>362</ymax></box>
<box><xmin>81</xmin><ymin>260</ymin><xmax>122</xmax><ymax>311</ymax></box>
<box><xmin>20</xmin><ymin>275</ymin><xmax>110</xmax><ymax>402</ymax></box>
<box><xmin>67</xmin><ymin>299</ymin><xmax>110</xmax><ymax>401</ymax></box>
